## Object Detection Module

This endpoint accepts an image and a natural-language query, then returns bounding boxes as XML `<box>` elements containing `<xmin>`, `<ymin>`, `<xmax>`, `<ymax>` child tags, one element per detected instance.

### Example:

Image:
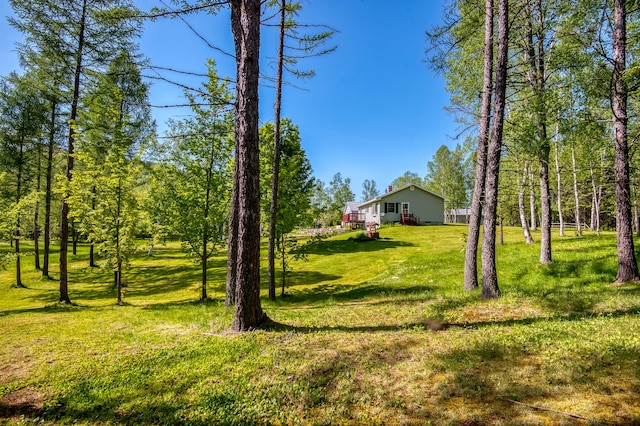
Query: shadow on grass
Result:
<box><xmin>281</xmin><ymin>281</ymin><xmax>437</xmax><ymax>305</ymax></box>
<box><xmin>268</xmin><ymin>270</ymin><xmax>343</xmax><ymax>289</ymax></box>
<box><xmin>303</xmin><ymin>237</ymin><xmax>414</xmax><ymax>255</ymax></box>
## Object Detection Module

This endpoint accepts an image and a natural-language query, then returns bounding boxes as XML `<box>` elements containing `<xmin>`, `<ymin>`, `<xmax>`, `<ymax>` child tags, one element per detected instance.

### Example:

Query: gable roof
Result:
<box><xmin>344</xmin><ymin>201</ymin><xmax>361</xmax><ymax>213</ymax></box>
<box><xmin>358</xmin><ymin>184</ymin><xmax>446</xmax><ymax>207</ymax></box>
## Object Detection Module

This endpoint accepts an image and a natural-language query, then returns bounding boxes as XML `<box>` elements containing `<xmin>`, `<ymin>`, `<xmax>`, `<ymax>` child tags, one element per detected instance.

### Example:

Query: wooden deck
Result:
<box><xmin>401</xmin><ymin>213</ymin><xmax>419</xmax><ymax>225</ymax></box>
<box><xmin>342</xmin><ymin>213</ymin><xmax>365</xmax><ymax>223</ymax></box>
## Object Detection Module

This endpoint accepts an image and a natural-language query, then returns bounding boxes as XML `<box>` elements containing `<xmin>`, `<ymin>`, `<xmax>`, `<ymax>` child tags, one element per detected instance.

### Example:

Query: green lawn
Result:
<box><xmin>1</xmin><ymin>225</ymin><xmax>639</xmax><ymax>425</ymax></box>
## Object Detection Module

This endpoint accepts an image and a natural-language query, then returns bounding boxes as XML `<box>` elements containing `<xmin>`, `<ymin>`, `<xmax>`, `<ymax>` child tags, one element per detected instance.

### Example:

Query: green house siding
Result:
<box><xmin>360</xmin><ymin>185</ymin><xmax>445</xmax><ymax>225</ymax></box>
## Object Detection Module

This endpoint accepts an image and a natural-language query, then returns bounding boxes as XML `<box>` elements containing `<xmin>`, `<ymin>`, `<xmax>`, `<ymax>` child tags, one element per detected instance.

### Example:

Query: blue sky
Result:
<box><xmin>1</xmin><ymin>0</ymin><xmax>463</xmax><ymax>200</ymax></box>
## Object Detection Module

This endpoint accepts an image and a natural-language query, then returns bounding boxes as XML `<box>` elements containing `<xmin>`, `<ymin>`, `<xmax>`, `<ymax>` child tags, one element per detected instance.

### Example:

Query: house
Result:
<box><xmin>449</xmin><ymin>208</ymin><xmax>471</xmax><ymax>224</ymax></box>
<box><xmin>342</xmin><ymin>201</ymin><xmax>365</xmax><ymax>228</ymax></box>
<box><xmin>349</xmin><ymin>184</ymin><xmax>446</xmax><ymax>227</ymax></box>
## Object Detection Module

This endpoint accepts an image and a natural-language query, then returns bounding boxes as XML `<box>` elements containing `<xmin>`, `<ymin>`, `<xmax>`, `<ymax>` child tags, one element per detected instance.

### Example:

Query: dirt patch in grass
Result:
<box><xmin>0</xmin><ymin>387</ymin><xmax>44</xmax><ymax>420</ymax></box>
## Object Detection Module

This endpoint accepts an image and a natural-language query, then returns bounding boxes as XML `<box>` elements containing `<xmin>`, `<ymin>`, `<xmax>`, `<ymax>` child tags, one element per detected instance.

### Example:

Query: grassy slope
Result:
<box><xmin>0</xmin><ymin>225</ymin><xmax>639</xmax><ymax>425</ymax></box>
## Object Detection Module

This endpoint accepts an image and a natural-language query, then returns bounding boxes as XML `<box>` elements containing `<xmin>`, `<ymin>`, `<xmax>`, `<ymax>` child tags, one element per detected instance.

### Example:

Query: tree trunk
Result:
<box><xmin>201</xmin><ymin>240</ymin><xmax>208</xmax><ymax>300</ymax></box>
<box><xmin>16</xmin><ymin>234</ymin><xmax>23</xmax><ymax>288</ymax></box>
<box><xmin>59</xmin><ymin>0</ymin><xmax>87</xmax><ymax>304</ymax></box>
<box><xmin>281</xmin><ymin>233</ymin><xmax>286</xmax><ymax>296</ymax></box>
<box><xmin>635</xmin><ymin>199</ymin><xmax>640</xmax><ymax>236</ymax></box>
<box><xmin>554</xmin><ymin>128</ymin><xmax>564</xmax><ymax>237</ymax></box>
<box><xmin>464</xmin><ymin>0</ymin><xmax>493</xmax><ymax>291</ymax></box>
<box><xmin>230</xmin><ymin>0</ymin><xmax>265</xmax><ymax>331</ymax></box>
<box><xmin>43</xmin><ymin>98</ymin><xmax>55</xmax><ymax>278</ymax></box>
<box><xmin>529</xmin><ymin>167</ymin><xmax>537</xmax><ymax>231</ymax></box>
<box><xmin>539</xmin><ymin>150</ymin><xmax>552</xmax><ymax>264</ymax></box>
<box><xmin>268</xmin><ymin>0</ymin><xmax>286</xmax><ymax>301</ymax></box>
<box><xmin>612</xmin><ymin>0</ymin><xmax>639</xmax><ymax>282</ymax></box>
<box><xmin>590</xmin><ymin>158</ymin><xmax>601</xmax><ymax>235</ymax></box>
<box><xmin>116</xmin><ymin>262</ymin><xmax>122</xmax><ymax>305</ymax></box>
<box><xmin>15</xmin><ymin>138</ymin><xmax>25</xmax><ymax>288</ymax></box>
<box><xmin>71</xmin><ymin>224</ymin><xmax>79</xmax><ymax>256</ymax></box>
<box><xmin>34</xmin><ymin>139</ymin><xmax>42</xmax><ymax>270</ymax></box>
<box><xmin>519</xmin><ymin>161</ymin><xmax>534</xmax><ymax>244</ymax></box>
<box><xmin>226</xmin><ymin>162</ymin><xmax>238</xmax><ymax>307</ymax></box>
<box><xmin>524</xmin><ymin>0</ymin><xmax>551</xmax><ymax>264</ymax></box>
<box><xmin>571</xmin><ymin>146</ymin><xmax>582</xmax><ymax>236</ymax></box>
<box><xmin>481</xmin><ymin>0</ymin><xmax>508</xmax><ymax>299</ymax></box>
<box><xmin>89</xmin><ymin>185</ymin><xmax>97</xmax><ymax>267</ymax></box>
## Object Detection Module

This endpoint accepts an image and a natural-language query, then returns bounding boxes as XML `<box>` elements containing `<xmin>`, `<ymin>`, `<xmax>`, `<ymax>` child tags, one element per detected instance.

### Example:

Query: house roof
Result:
<box><xmin>358</xmin><ymin>184</ymin><xmax>446</xmax><ymax>207</ymax></box>
<box><xmin>344</xmin><ymin>201</ymin><xmax>362</xmax><ymax>212</ymax></box>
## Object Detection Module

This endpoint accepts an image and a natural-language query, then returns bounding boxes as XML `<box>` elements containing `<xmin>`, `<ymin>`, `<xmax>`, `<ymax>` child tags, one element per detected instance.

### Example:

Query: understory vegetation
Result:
<box><xmin>1</xmin><ymin>224</ymin><xmax>639</xmax><ymax>425</ymax></box>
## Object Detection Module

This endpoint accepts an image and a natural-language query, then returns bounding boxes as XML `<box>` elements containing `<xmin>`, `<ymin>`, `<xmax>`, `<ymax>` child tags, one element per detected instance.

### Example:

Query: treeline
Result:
<box><xmin>426</xmin><ymin>0</ymin><xmax>640</xmax><ymax>293</ymax></box>
<box><xmin>0</xmin><ymin>0</ymin><xmax>346</xmax><ymax>327</ymax></box>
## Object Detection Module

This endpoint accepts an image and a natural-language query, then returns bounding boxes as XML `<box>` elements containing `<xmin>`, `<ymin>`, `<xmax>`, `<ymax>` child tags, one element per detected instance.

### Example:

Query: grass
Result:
<box><xmin>1</xmin><ymin>224</ymin><xmax>639</xmax><ymax>425</ymax></box>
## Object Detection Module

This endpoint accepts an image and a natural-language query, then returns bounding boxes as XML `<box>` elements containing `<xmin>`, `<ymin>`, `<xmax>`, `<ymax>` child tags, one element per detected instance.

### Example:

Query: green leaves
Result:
<box><xmin>159</xmin><ymin>60</ymin><xmax>234</xmax><ymax>280</ymax></box>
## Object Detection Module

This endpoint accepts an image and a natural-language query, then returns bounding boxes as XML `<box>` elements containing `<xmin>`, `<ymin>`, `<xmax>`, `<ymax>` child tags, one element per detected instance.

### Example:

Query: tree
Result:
<box><xmin>264</xmin><ymin>0</ymin><xmax>336</xmax><ymax>301</ymax></box>
<box><xmin>328</xmin><ymin>172</ymin><xmax>355</xmax><ymax>224</ymax></box>
<box><xmin>163</xmin><ymin>60</ymin><xmax>234</xmax><ymax>300</ymax></box>
<box><xmin>612</xmin><ymin>0</ymin><xmax>639</xmax><ymax>282</ymax></box>
<box><xmin>361</xmin><ymin>179</ymin><xmax>379</xmax><ymax>201</ymax></box>
<box><xmin>433</xmin><ymin>0</ymin><xmax>494</xmax><ymax>291</ymax></box>
<box><xmin>425</xmin><ymin>144</ymin><xmax>470</xmax><ymax>221</ymax></box>
<box><xmin>259</xmin><ymin>119</ymin><xmax>313</xmax><ymax>295</ymax></box>
<box><xmin>308</xmin><ymin>178</ymin><xmax>332</xmax><ymax>227</ymax></box>
<box><xmin>511</xmin><ymin>0</ymin><xmax>556</xmax><ymax>264</ymax></box>
<box><xmin>10</xmin><ymin>0</ymin><xmax>141</xmax><ymax>303</ymax></box>
<box><xmin>69</xmin><ymin>50</ymin><xmax>152</xmax><ymax>304</ymax></box>
<box><xmin>390</xmin><ymin>170</ymin><xmax>424</xmax><ymax>190</ymax></box>
<box><xmin>230</xmin><ymin>0</ymin><xmax>265</xmax><ymax>331</ymax></box>
<box><xmin>0</xmin><ymin>72</ymin><xmax>47</xmax><ymax>287</ymax></box>
<box><xmin>481</xmin><ymin>0</ymin><xmax>508</xmax><ymax>299</ymax></box>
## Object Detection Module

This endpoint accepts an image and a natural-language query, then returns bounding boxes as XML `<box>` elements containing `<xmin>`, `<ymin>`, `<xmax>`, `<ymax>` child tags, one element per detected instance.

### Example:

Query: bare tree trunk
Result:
<box><xmin>464</xmin><ymin>0</ymin><xmax>493</xmax><ymax>291</ymax></box>
<box><xmin>554</xmin><ymin>127</ymin><xmax>564</xmax><ymax>237</ymax></box>
<box><xmin>230</xmin><ymin>0</ymin><xmax>265</xmax><ymax>331</ymax></box>
<box><xmin>519</xmin><ymin>161</ymin><xmax>534</xmax><ymax>244</ymax></box>
<box><xmin>571</xmin><ymin>146</ymin><xmax>582</xmax><ymax>236</ymax></box>
<box><xmin>481</xmin><ymin>0</ymin><xmax>508</xmax><ymax>299</ymax></box>
<box><xmin>612</xmin><ymin>0</ymin><xmax>639</xmax><ymax>282</ymax></box>
<box><xmin>268</xmin><ymin>0</ymin><xmax>286</xmax><ymax>301</ymax></box>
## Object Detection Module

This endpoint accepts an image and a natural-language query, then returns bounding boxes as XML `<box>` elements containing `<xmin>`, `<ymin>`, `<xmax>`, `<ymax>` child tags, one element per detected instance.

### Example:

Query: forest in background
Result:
<box><xmin>2</xmin><ymin>0</ymin><xmax>640</xmax><ymax>327</ymax></box>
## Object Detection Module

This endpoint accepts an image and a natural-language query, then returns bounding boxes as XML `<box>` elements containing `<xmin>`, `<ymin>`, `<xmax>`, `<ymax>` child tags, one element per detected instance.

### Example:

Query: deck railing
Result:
<box><xmin>342</xmin><ymin>212</ymin><xmax>365</xmax><ymax>223</ymax></box>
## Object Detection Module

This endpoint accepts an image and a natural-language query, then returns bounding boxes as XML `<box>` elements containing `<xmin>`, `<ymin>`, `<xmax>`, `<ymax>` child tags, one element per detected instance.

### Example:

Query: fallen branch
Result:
<box><xmin>505</xmin><ymin>398</ymin><xmax>613</xmax><ymax>425</ymax></box>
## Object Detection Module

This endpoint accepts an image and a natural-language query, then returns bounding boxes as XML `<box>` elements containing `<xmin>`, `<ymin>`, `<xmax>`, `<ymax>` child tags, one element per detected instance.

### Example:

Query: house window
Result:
<box><xmin>386</xmin><ymin>203</ymin><xmax>396</xmax><ymax>213</ymax></box>
<box><xmin>374</xmin><ymin>204</ymin><xmax>378</xmax><ymax>214</ymax></box>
